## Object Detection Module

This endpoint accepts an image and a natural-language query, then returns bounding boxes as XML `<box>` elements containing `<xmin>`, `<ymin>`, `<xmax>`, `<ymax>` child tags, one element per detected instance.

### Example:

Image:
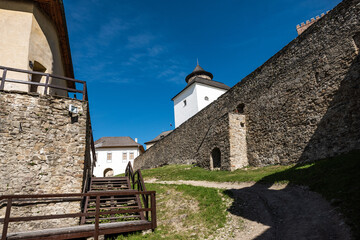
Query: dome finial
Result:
<box><xmin>185</xmin><ymin>60</ymin><xmax>213</xmax><ymax>83</ymax></box>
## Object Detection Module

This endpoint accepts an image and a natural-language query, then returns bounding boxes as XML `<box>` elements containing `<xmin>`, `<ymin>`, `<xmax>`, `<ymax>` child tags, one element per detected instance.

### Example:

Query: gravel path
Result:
<box><xmin>146</xmin><ymin>179</ymin><xmax>351</xmax><ymax>240</ymax></box>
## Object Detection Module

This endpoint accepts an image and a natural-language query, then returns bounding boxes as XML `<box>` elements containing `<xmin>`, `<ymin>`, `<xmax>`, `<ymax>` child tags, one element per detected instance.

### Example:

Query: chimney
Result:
<box><xmin>135</xmin><ymin>138</ymin><xmax>138</xmax><ymax>143</ymax></box>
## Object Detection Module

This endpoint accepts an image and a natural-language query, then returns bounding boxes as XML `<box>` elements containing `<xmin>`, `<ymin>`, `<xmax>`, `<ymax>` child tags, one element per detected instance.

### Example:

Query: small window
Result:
<box><xmin>183</xmin><ymin>100</ymin><xmax>187</xmax><ymax>106</ymax></box>
<box><xmin>129</xmin><ymin>152</ymin><xmax>134</xmax><ymax>160</ymax></box>
<box><xmin>236</xmin><ymin>103</ymin><xmax>245</xmax><ymax>114</ymax></box>
<box><xmin>204</xmin><ymin>96</ymin><xmax>209</xmax><ymax>101</ymax></box>
<box><xmin>95</xmin><ymin>152</ymin><xmax>98</xmax><ymax>160</ymax></box>
<box><xmin>122</xmin><ymin>152</ymin><xmax>127</xmax><ymax>162</ymax></box>
<box><xmin>107</xmin><ymin>152</ymin><xmax>112</xmax><ymax>163</ymax></box>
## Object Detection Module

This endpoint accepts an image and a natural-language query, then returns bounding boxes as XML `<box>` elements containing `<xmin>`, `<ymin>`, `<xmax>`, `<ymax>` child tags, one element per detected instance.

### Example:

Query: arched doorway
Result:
<box><xmin>211</xmin><ymin>147</ymin><xmax>221</xmax><ymax>169</ymax></box>
<box><xmin>103</xmin><ymin>168</ymin><xmax>114</xmax><ymax>177</ymax></box>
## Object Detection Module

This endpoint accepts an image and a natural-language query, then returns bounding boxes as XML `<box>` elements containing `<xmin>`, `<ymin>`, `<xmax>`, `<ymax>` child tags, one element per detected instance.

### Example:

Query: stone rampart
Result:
<box><xmin>0</xmin><ymin>91</ymin><xmax>92</xmax><ymax>232</ymax></box>
<box><xmin>135</xmin><ymin>0</ymin><xmax>360</xmax><ymax>170</ymax></box>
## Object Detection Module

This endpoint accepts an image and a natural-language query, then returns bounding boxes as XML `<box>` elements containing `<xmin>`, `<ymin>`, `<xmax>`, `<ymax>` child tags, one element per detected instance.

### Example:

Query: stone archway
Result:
<box><xmin>103</xmin><ymin>168</ymin><xmax>114</xmax><ymax>177</ymax></box>
<box><xmin>210</xmin><ymin>147</ymin><xmax>221</xmax><ymax>169</ymax></box>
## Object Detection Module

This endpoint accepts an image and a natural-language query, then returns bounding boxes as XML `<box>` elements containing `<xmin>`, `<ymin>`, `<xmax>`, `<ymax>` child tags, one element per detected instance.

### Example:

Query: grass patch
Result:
<box><xmin>138</xmin><ymin>150</ymin><xmax>360</xmax><ymax>238</ymax></box>
<box><xmin>141</xmin><ymin>164</ymin><xmax>292</xmax><ymax>183</ymax></box>
<box><xmin>111</xmin><ymin>183</ymin><xmax>229</xmax><ymax>240</ymax></box>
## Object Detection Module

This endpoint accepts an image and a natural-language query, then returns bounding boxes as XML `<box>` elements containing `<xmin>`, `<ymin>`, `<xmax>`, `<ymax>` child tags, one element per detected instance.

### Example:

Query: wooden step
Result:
<box><xmin>2</xmin><ymin>220</ymin><xmax>152</xmax><ymax>240</ymax></box>
<box><xmin>81</xmin><ymin>176</ymin><xmax>145</xmax><ymax>225</ymax></box>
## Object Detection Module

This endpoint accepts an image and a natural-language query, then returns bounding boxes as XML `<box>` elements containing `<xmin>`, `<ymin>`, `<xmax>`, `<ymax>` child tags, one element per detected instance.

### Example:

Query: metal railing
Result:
<box><xmin>0</xmin><ymin>65</ymin><xmax>87</xmax><ymax>101</ymax></box>
<box><xmin>0</xmin><ymin>191</ymin><xmax>156</xmax><ymax>240</ymax></box>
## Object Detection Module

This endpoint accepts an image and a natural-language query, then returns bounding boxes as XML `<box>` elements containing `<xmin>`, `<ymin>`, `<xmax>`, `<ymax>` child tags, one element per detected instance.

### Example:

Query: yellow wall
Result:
<box><xmin>0</xmin><ymin>1</ymin><xmax>67</xmax><ymax>95</ymax></box>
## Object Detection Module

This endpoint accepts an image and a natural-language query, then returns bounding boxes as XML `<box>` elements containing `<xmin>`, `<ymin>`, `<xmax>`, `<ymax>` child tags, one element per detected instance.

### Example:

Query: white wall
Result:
<box><xmin>93</xmin><ymin>147</ymin><xmax>140</xmax><ymax>177</ymax></box>
<box><xmin>173</xmin><ymin>84</ymin><xmax>198</xmax><ymax>128</ymax></box>
<box><xmin>196</xmin><ymin>83</ymin><xmax>227</xmax><ymax>111</ymax></box>
<box><xmin>173</xmin><ymin>83</ymin><xmax>227</xmax><ymax>128</ymax></box>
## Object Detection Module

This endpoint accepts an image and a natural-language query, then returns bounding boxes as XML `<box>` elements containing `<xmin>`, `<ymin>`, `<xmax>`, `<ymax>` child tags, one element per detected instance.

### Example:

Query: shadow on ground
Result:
<box><xmin>223</xmin><ymin>150</ymin><xmax>360</xmax><ymax>239</ymax></box>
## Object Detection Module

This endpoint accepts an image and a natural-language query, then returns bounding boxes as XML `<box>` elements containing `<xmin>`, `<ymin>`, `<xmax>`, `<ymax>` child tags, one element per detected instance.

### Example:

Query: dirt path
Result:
<box><xmin>146</xmin><ymin>179</ymin><xmax>351</xmax><ymax>240</ymax></box>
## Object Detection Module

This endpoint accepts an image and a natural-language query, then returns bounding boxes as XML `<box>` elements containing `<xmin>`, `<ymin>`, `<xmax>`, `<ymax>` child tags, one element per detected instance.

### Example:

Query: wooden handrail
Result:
<box><xmin>0</xmin><ymin>65</ymin><xmax>86</xmax><ymax>100</ymax></box>
<box><xmin>0</xmin><ymin>190</ymin><xmax>156</xmax><ymax>240</ymax></box>
<box><xmin>0</xmin><ymin>190</ymin><xmax>155</xmax><ymax>199</ymax></box>
<box><xmin>125</xmin><ymin>162</ymin><xmax>153</xmax><ymax>222</ymax></box>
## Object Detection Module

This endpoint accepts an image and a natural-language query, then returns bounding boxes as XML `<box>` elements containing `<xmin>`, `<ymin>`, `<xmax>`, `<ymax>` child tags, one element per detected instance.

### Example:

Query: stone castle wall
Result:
<box><xmin>0</xmin><ymin>91</ymin><xmax>92</xmax><ymax>232</ymax></box>
<box><xmin>135</xmin><ymin>0</ymin><xmax>360</xmax><ymax>170</ymax></box>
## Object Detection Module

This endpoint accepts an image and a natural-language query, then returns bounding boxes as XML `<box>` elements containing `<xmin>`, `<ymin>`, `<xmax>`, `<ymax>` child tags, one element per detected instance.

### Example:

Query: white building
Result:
<box><xmin>93</xmin><ymin>137</ymin><xmax>144</xmax><ymax>177</ymax></box>
<box><xmin>172</xmin><ymin>63</ymin><xmax>230</xmax><ymax>128</ymax></box>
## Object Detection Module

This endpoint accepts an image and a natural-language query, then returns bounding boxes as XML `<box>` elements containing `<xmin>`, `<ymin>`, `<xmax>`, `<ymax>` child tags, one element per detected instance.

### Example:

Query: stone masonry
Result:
<box><xmin>135</xmin><ymin>0</ymin><xmax>360</xmax><ymax>170</ymax></box>
<box><xmin>195</xmin><ymin>113</ymin><xmax>248</xmax><ymax>171</ymax></box>
<box><xmin>0</xmin><ymin>91</ymin><xmax>92</xmax><ymax>232</ymax></box>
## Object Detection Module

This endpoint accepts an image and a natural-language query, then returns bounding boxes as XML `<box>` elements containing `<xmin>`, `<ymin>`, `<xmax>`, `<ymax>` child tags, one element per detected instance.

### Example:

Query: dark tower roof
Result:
<box><xmin>185</xmin><ymin>63</ymin><xmax>213</xmax><ymax>83</ymax></box>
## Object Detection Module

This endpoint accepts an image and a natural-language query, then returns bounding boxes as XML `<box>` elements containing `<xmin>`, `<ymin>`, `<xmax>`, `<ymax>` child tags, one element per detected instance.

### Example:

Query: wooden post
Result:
<box><xmin>1</xmin><ymin>198</ymin><xmax>12</xmax><ymax>240</ymax></box>
<box><xmin>43</xmin><ymin>74</ymin><xmax>50</xmax><ymax>95</ymax></box>
<box><xmin>0</xmin><ymin>69</ymin><xmax>7</xmax><ymax>90</ymax></box>
<box><xmin>94</xmin><ymin>195</ymin><xmax>100</xmax><ymax>240</ymax></box>
<box><xmin>151</xmin><ymin>192</ymin><xmax>157</xmax><ymax>230</ymax></box>
<box><xmin>145</xmin><ymin>195</ymin><xmax>149</xmax><ymax>220</ymax></box>
<box><xmin>83</xmin><ymin>82</ymin><xmax>87</xmax><ymax>101</ymax></box>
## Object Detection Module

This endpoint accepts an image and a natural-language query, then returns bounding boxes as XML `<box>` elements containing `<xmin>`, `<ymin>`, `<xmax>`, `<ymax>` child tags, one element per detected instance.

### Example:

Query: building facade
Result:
<box><xmin>172</xmin><ymin>63</ymin><xmax>230</xmax><ymax>128</ymax></box>
<box><xmin>93</xmin><ymin>137</ymin><xmax>144</xmax><ymax>177</ymax></box>
<box><xmin>0</xmin><ymin>0</ymin><xmax>74</xmax><ymax>96</ymax></box>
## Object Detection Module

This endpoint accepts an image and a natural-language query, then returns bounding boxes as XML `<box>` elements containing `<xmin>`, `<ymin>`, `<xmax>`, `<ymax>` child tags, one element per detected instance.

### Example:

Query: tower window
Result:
<box><xmin>204</xmin><ymin>96</ymin><xmax>209</xmax><ymax>101</ymax></box>
<box><xmin>183</xmin><ymin>100</ymin><xmax>187</xmax><ymax>106</ymax></box>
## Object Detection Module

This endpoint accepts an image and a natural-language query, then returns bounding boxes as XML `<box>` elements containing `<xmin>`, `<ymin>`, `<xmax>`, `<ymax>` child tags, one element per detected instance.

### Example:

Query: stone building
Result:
<box><xmin>135</xmin><ymin>0</ymin><xmax>360</xmax><ymax>171</ymax></box>
<box><xmin>0</xmin><ymin>0</ymin><xmax>94</xmax><ymax>232</ymax></box>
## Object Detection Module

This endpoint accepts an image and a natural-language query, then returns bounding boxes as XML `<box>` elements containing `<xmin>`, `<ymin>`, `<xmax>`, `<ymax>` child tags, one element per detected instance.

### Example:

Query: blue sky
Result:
<box><xmin>63</xmin><ymin>0</ymin><xmax>341</xmax><ymax>145</ymax></box>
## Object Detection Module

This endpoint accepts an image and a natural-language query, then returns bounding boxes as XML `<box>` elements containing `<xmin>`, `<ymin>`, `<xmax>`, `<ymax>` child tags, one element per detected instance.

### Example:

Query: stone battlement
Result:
<box><xmin>296</xmin><ymin>11</ymin><xmax>329</xmax><ymax>35</ymax></box>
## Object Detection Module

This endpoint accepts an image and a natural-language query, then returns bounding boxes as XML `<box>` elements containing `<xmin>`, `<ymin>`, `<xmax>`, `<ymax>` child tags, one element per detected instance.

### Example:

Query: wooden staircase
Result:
<box><xmin>0</xmin><ymin>162</ymin><xmax>156</xmax><ymax>240</ymax></box>
<box><xmin>80</xmin><ymin>177</ymin><xmax>145</xmax><ymax>224</ymax></box>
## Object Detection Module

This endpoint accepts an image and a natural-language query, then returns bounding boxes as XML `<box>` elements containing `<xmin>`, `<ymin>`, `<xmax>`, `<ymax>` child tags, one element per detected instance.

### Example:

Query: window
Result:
<box><xmin>29</xmin><ymin>61</ymin><xmax>46</xmax><ymax>93</ymax></box>
<box><xmin>129</xmin><ymin>152</ymin><xmax>134</xmax><ymax>160</ymax></box>
<box><xmin>95</xmin><ymin>152</ymin><xmax>98</xmax><ymax>160</ymax></box>
<box><xmin>204</xmin><ymin>96</ymin><xmax>209</xmax><ymax>101</ymax></box>
<box><xmin>236</xmin><ymin>103</ymin><xmax>245</xmax><ymax>114</ymax></box>
<box><xmin>107</xmin><ymin>152</ymin><xmax>112</xmax><ymax>163</ymax></box>
<box><xmin>183</xmin><ymin>100</ymin><xmax>187</xmax><ymax>106</ymax></box>
<box><xmin>122</xmin><ymin>152</ymin><xmax>127</xmax><ymax>162</ymax></box>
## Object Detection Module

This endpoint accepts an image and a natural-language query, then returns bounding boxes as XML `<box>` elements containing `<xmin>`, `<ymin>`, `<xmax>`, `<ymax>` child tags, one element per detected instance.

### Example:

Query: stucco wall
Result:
<box><xmin>0</xmin><ymin>91</ymin><xmax>91</xmax><ymax>232</ymax></box>
<box><xmin>196</xmin><ymin>83</ymin><xmax>227</xmax><ymax>111</ymax></box>
<box><xmin>135</xmin><ymin>0</ymin><xmax>360</xmax><ymax>170</ymax></box>
<box><xmin>0</xmin><ymin>1</ymin><xmax>67</xmax><ymax>95</ymax></box>
<box><xmin>173</xmin><ymin>82</ymin><xmax>227</xmax><ymax>128</ymax></box>
<box><xmin>0</xmin><ymin>1</ymin><xmax>33</xmax><ymax>90</ymax></box>
<box><xmin>173</xmin><ymin>84</ymin><xmax>198</xmax><ymax>127</ymax></box>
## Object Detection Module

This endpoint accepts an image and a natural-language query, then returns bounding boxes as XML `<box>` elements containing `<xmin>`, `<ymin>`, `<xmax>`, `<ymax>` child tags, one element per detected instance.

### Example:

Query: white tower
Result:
<box><xmin>172</xmin><ymin>63</ymin><xmax>230</xmax><ymax>128</ymax></box>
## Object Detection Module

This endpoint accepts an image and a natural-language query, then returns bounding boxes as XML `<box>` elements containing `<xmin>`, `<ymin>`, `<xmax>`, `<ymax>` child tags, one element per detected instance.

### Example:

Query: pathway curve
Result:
<box><xmin>146</xmin><ymin>179</ymin><xmax>351</xmax><ymax>240</ymax></box>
